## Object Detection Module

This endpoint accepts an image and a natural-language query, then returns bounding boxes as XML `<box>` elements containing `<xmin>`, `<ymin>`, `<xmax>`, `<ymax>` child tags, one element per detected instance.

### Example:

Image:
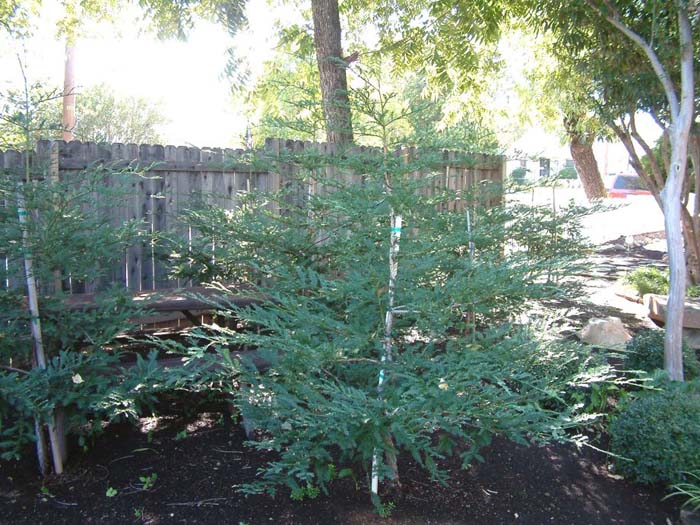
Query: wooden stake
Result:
<box><xmin>372</xmin><ymin>212</ymin><xmax>402</xmax><ymax>497</ymax></box>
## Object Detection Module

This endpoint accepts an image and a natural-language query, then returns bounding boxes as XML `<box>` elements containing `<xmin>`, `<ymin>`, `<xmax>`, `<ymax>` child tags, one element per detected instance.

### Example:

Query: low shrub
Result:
<box><xmin>610</xmin><ymin>382</ymin><xmax>700</xmax><ymax>485</ymax></box>
<box><xmin>557</xmin><ymin>166</ymin><xmax>578</xmax><ymax>180</ymax></box>
<box><xmin>624</xmin><ymin>267</ymin><xmax>668</xmax><ymax>296</ymax></box>
<box><xmin>624</xmin><ymin>266</ymin><xmax>700</xmax><ymax>298</ymax></box>
<box><xmin>625</xmin><ymin>329</ymin><xmax>700</xmax><ymax>380</ymax></box>
<box><xmin>510</xmin><ymin>167</ymin><xmax>529</xmax><ymax>186</ymax></box>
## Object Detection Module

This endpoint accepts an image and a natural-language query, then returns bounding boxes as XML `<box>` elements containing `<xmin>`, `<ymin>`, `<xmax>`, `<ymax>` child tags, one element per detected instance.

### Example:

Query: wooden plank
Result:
<box><xmin>152</xmin><ymin>172</ymin><xmax>167</xmax><ymax>289</ymax></box>
<box><xmin>109</xmin><ymin>143</ymin><xmax>130</xmax><ymax>289</ymax></box>
<box><xmin>149</xmin><ymin>144</ymin><xmax>168</xmax><ymax>290</ymax></box>
<box><xmin>2</xmin><ymin>140</ymin><xmax>505</xmax><ymax>294</ymax></box>
<box><xmin>1</xmin><ymin>150</ymin><xmax>21</xmax><ymax>290</ymax></box>
<box><xmin>61</xmin><ymin>285</ymin><xmax>259</xmax><ymax>311</ymax></box>
<box><xmin>140</xmin><ymin>145</ymin><xmax>165</xmax><ymax>291</ymax></box>
<box><xmin>162</xmin><ymin>146</ymin><xmax>181</xmax><ymax>289</ymax></box>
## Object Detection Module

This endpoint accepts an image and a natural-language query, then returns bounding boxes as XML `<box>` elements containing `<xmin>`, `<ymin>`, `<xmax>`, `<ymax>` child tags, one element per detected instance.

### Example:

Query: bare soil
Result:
<box><xmin>0</xmin><ymin>408</ymin><xmax>678</xmax><ymax>525</ymax></box>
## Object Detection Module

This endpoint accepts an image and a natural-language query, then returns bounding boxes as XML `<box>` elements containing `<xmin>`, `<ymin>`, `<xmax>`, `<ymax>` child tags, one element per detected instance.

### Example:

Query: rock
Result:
<box><xmin>681</xmin><ymin>509</ymin><xmax>700</xmax><ymax>525</ymax></box>
<box><xmin>645</xmin><ymin>293</ymin><xmax>700</xmax><ymax>329</ymax></box>
<box><xmin>684</xmin><ymin>328</ymin><xmax>700</xmax><ymax>350</ymax></box>
<box><xmin>579</xmin><ymin>317</ymin><xmax>632</xmax><ymax>348</ymax></box>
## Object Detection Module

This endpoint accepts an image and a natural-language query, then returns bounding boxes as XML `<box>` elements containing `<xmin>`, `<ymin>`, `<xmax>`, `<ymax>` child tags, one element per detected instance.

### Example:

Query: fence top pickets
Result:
<box><xmin>1</xmin><ymin>139</ymin><xmax>504</xmax><ymax>176</ymax></box>
<box><xmin>1</xmin><ymin>138</ymin><xmax>503</xmax><ymax>293</ymax></box>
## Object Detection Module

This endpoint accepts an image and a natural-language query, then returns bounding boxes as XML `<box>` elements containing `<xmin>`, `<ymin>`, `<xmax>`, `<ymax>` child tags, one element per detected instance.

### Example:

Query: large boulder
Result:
<box><xmin>644</xmin><ymin>293</ymin><xmax>700</xmax><ymax>329</ymax></box>
<box><xmin>579</xmin><ymin>317</ymin><xmax>632</xmax><ymax>348</ymax></box>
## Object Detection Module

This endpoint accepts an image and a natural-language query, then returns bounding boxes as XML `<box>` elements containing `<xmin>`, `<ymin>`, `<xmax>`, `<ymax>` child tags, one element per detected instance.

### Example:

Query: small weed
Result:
<box><xmin>377</xmin><ymin>501</ymin><xmax>396</xmax><ymax>518</ymax></box>
<box><xmin>665</xmin><ymin>472</ymin><xmax>700</xmax><ymax>512</ymax></box>
<box><xmin>139</xmin><ymin>473</ymin><xmax>158</xmax><ymax>490</ymax></box>
<box><xmin>106</xmin><ymin>487</ymin><xmax>118</xmax><ymax>498</ymax></box>
<box><xmin>290</xmin><ymin>484</ymin><xmax>320</xmax><ymax>501</ymax></box>
<box><xmin>134</xmin><ymin>507</ymin><xmax>144</xmax><ymax>518</ymax></box>
<box><xmin>40</xmin><ymin>486</ymin><xmax>52</xmax><ymax>497</ymax></box>
<box><xmin>175</xmin><ymin>430</ymin><xmax>188</xmax><ymax>441</ymax></box>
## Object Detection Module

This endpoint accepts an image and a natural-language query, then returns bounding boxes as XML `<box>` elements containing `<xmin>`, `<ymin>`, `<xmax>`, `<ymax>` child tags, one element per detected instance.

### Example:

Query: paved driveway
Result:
<box><xmin>509</xmin><ymin>187</ymin><xmax>668</xmax><ymax>245</ymax></box>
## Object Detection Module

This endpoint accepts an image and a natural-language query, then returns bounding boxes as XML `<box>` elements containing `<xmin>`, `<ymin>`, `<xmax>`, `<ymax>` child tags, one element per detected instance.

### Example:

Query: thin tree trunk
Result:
<box><xmin>311</xmin><ymin>0</ymin><xmax>353</xmax><ymax>144</ymax></box>
<box><xmin>17</xmin><ymin>191</ymin><xmax>65</xmax><ymax>474</ymax></box>
<box><xmin>564</xmin><ymin>117</ymin><xmax>606</xmax><ymax>200</ymax></box>
<box><xmin>689</xmin><ymin>133</ymin><xmax>700</xmax><ymax>284</ymax></box>
<box><xmin>664</xmin><ymin>140</ymin><xmax>687</xmax><ymax>382</ymax></box>
<box><xmin>591</xmin><ymin>1</ymin><xmax>694</xmax><ymax>381</ymax></box>
<box><xmin>662</xmin><ymin>5</ymin><xmax>695</xmax><ymax>382</ymax></box>
<box><xmin>62</xmin><ymin>43</ymin><xmax>76</xmax><ymax>141</ymax></box>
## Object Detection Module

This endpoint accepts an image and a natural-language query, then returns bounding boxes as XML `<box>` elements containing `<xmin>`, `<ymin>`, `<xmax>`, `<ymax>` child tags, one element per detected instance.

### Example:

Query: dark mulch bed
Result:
<box><xmin>1</xmin><ymin>408</ymin><xmax>678</xmax><ymax>525</ymax></box>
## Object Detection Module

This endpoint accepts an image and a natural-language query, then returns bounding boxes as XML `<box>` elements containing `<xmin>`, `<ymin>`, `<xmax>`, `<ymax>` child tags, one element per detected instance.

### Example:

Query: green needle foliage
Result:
<box><xmin>166</xmin><ymin>146</ymin><xmax>616</xmax><ymax>507</ymax></box>
<box><xmin>0</xmin><ymin>77</ymin><xmax>201</xmax><ymax>461</ymax></box>
<box><xmin>154</xmin><ymin>71</ymin><xmax>620</xmax><ymax>507</ymax></box>
<box><xmin>107</xmin><ymin>63</ymin><xmax>620</xmax><ymax>508</ymax></box>
<box><xmin>0</xmin><ymin>164</ymin><xmax>156</xmax><ymax>459</ymax></box>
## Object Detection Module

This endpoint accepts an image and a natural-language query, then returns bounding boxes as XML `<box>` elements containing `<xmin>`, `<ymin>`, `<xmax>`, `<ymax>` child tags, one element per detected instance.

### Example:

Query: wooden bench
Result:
<box><xmin>59</xmin><ymin>285</ymin><xmax>261</xmax><ymax>330</ymax></box>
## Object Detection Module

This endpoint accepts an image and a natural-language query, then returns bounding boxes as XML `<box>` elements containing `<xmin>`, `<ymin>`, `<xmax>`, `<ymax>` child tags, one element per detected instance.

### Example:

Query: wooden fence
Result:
<box><xmin>0</xmin><ymin>139</ymin><xmax>504</xmax><ymax>293</ymax></box>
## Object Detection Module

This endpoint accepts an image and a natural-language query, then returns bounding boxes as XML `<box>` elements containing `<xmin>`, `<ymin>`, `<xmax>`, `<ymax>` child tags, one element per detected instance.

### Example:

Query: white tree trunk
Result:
<box><xmin>591</xmin><ymin>1</ymin><xmax>695</xmax><ymax>381</ymax></box>
<box><xmin>662</xmin><ymin>149</ymin><xmax>686</xmax><ymax>381</ymax></box>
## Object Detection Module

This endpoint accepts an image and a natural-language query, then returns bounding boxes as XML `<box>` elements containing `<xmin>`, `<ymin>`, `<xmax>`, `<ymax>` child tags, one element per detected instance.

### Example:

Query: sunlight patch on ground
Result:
<box><xmin>186</xmin><ymin>413</ymin><xmax>219</xmax><ymax>433</ymax></box>
<box><xmin>139</xmin><ymin>417</ymin><xmax>161</xmax><ymax>434</ymax></box>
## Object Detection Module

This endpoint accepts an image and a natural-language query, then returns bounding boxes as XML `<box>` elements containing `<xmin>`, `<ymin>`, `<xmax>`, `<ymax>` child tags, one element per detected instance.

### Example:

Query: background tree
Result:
<box><xmin>70</xmin><ymin>84</ymin><xmax>167</xmax><ymax>144</ymax></box>
<box><xmin>1</xmin><ymin>83</ymin><xmax>167</xmax><ymax>148</ymax></box>
<box><xmin>11</xmin><ymin>0</ymin><xmax>247</xmax><ymax>143</ymax></box>
<box><xmin>310</xmin><ymin>0</ymin><xmax>354</xmax><ymax>144</ymax></box>
<box><xmin>589</xmin><ymin>0</ymin><xmax>696</xmax><ymax>383</ymax></box>
<box><xmin>243</xmin><ymin>25</ymin><xmax>327</xmax><ymax>145</ymax></box>
<box><xmin>513</xmin><ymin>0</ymin><xmax>697</xmax><ymax>381</ymax></box>
<box><xmin>0</xmin><ymin>0</ymin><xmax>32</xmax><ymax>34</ymax></box>
<box><xmin>516</xmin><ymin>33</ymin><xmax>608</xmax><ymax>200</ymax></box>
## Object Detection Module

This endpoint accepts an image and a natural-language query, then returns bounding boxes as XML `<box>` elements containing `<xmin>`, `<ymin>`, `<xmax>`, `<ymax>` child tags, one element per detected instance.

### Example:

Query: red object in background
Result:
<box><xmin>607</xmin><ymin>174</ymin><xmax>652</xmax><ymax>198</ymax></box>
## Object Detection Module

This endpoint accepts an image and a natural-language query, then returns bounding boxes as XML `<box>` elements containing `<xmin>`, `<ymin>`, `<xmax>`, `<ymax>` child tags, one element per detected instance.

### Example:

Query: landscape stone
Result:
<box><xmin>644</xmin><ymin>293</ymin><xmax>700</xmax><ymax>329</ymax></box>
<box><xmin>684</xmin><ymin>328</ymin><xmax>700</xmax><ymax>350</ymax></box>
<box><xmin>681</xmin><ymin>509</ymin><xmax>700</xmax><ymax>525</ymax></box>
<box><xmin>579</xmin><ymin>317</ymin><xmax>632</xmax><ymax>348</ymax></box>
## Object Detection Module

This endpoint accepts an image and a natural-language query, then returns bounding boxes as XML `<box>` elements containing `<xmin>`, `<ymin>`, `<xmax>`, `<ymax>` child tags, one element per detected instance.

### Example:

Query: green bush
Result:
<box><xmin>510</xmin><ymin>166</ymin><xmax>528</xmax><ymax>185</ymax></box>
<box><xmin>624</xmin><ymin>266</ymin><xmax>700</xmax><ymax>298</ymax></box>
<box><xmin>557</xmin><ymin>166</ymin><xmax>578</xmax><ymax>180</ymax></box>
<box><xmin>624</xmin><ymin>267</ymin><xmax>668</xmax><ymax>296</ymax></box>
<box><xmin>625</xmin><ymin>329</ymin><xmax>700</xmax><ymax>380</ymax></box>
<box><xmin>0</xmin><ymin>167</ymin><xmax>145</xmax><ymax>460</ymax></box>
<box><xmin>174</xmin><ymin>145</ymin><xmax>614</xmax><ymax>503</ymax></box>
<box><xmin>611</xmin><ymin>382</ymin><xmax>700</xmax><ymax>484</ymax></box>
<box><xmin>158</xmin><ymin>69</ymin><xmax>613</xmax><ymax>507</ymax></box>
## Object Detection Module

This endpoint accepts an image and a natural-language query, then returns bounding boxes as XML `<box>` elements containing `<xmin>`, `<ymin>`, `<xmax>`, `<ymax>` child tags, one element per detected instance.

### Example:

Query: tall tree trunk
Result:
<box><xmin>662</xmin><ymin>5</ymin><xmax>695</xmax><ymax>382</ymax></box>
<box><xmin>311</xmin><ymin>0</ymin><xmax>353</xmax><ymax>144</ymax></box>
<box><xmin>589</xmin><ymin>0</ymin><xmax>694</xmax><ymax>382</ymax></box>
<box><xmin>688</xmin><ymin>132</ymin><xmax>700</xmax><ymax>284</ymax></box>
<box><xmin>565</xmin><ymin>117</ymin><xmax>607</xmax><ymax>200</ymax></box>
<box><xmin>664</xmin><ymin>134</ymin><xmax>688</xmax><ymax>382</ymax></box>
<box><xmin>62</xmin><ymin>43</ymin><xmax>76</xmax><ymax>141</ymax></box>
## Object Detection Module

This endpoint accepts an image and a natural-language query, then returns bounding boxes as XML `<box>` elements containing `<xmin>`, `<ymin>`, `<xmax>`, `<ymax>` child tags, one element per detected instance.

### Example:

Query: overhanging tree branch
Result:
<box><xmin>585</xmin><ymin>0</ymin><xmax>680</xmax><ymax>118</ymax></box>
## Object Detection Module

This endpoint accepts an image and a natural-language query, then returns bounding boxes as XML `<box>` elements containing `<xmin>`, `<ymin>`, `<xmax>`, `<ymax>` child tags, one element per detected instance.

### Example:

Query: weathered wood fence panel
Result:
<box><xmin>0</xmin><ymin>139</ymin><xmax>504</xmax><ymax>293</ymax></box>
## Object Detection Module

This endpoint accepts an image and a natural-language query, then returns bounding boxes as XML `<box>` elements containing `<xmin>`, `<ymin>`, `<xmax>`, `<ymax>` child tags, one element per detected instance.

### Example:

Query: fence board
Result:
<box><xmin>1</xmin><ymin>140</ymin><xmax>504</xmax><ymax>292</ymax></box>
